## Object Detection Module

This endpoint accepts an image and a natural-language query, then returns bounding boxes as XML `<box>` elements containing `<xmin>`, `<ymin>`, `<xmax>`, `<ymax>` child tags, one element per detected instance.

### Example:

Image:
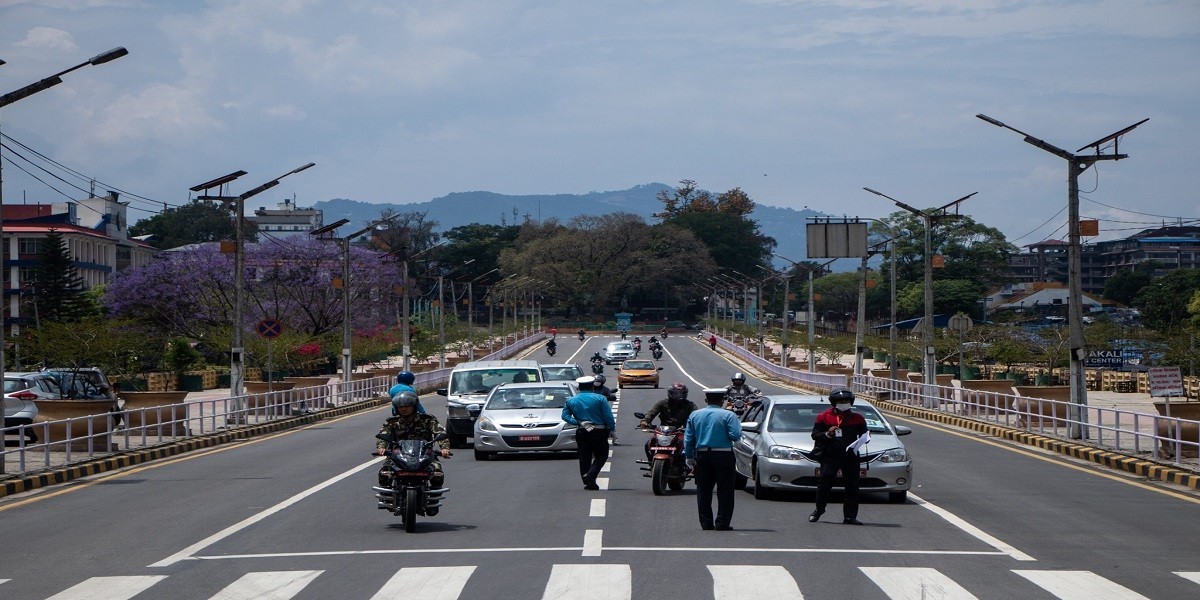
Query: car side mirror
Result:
<box><xmin>657</xmin><ymin>367</ymin><xmax>663</xmax><ymax>371</ymax></box>
<box><xmin>741</xmin><ymin>422</ymin><xmax>761</xmax><ymax>433</ymax></box>
<box><xmin>894</xmin><ymin>425</ymin><xmax>913</xmax><ymax>436</ymax></box>
<box><xmin>436</xmin><ymin>389</ymin><xmax>448</xmax><ymax>396</ymax></box>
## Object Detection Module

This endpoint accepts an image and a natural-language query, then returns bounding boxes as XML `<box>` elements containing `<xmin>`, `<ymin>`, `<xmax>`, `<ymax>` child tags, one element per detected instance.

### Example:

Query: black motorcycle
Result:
<box><xmin>591</xmin><ymin>359</ymin><xmax>604</xmax><ymax>375</ymax></box>
<box><xmin>651</xmin><ymin>347</ymin><xmax>663</xmax><ymax>360</ymax></box>
<box><xmin>578</xmin><ymin>330</ymin><xmax>586</xmax><ymax>341</ymax></box>
<box><xmin>546</xmin><ymin>342</ymin><xmax>557</xmax><ymax>357</ymax></box>
<box><xmin>373</xmin><ymin>432</ymin><xmax>450</xmax><ymax>533</ymax></box>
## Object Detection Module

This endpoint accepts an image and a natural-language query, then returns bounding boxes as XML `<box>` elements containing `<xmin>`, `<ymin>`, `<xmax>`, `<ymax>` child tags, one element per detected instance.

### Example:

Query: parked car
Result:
<box><xmin>604</xmin><ymin>341</ymin><xmax>636</xmax><ymax>364</ymax></box>
<box><xmin>4</xmin><ymin>373</ymin><xmax>53</xmax><ymax>442</ymax></box>
<box><xmin>615</xmin><ymin>359</ymin><xmax>662</xmax><ymax>389</ymax></box>
<box><xmin>42</xmin><ymin>367</ymin><xmax>115</xmax><ymax>400</ymax></box>
<box><xmin>472</xmin><ymin>381</ymin><xmax>579</xmax><ymax>461</ymax></box>
<box><xmin>732</xmin><ymin>394</ymin><xmax>913</xmax><ymax>502</ymax></box>
<box><xmin>540</xmin><ymin>363</ymin><xmax>584</xmax><ymax>382</ymax></box>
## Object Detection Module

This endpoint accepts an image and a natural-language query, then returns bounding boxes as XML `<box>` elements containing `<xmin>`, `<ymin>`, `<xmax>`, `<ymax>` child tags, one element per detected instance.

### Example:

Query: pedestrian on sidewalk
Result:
<box><xmin>809</xmin><ymin>388</ymin><xmax>869</xmax><ymax>525</ymax></box>
<box><xmin>562</xmin><ymin>376</ymin><xmax>616</xmax><ymax>490</ymax></box>
<box><xmin>684</xmin><ymin>388</ymin><xmax>743</xmax><ymax>530</ymax></box>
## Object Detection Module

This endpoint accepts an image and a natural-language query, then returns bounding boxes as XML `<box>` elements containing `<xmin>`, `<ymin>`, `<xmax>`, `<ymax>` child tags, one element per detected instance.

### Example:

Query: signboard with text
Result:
<box><xmin>1085</xmin><ymin>349</ymin><xmax>1123</xmax><ymax>369</ymax></box>
<box><xmin>1148</xmin><ymin>367</ymin><xmax>1184</xmax><ymax>397</ymax></box>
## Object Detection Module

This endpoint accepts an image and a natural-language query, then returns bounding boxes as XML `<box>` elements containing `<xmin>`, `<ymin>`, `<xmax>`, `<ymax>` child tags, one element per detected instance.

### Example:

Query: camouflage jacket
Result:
<box><xmin>376</xmin><ymin>413</ymin><xmax>450</xmax><ymax>451</ymax></box>
<box><xmin>642</xmin><ymin>398</ymin><xmax>698</xmax><ymax>427</ymax></box>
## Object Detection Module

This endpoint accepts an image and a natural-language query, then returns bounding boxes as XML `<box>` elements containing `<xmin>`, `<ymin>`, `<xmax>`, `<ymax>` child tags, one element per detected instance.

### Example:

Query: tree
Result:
<box><xmin>163</xmin><ymin>338</ymin><xmax>201</xmax><ymax>390</ymax></box>
<box><xmin>871</xmin><ymin>211</ymin><xmax>1016</xmax><ymax>292</ymax></box>
<box><xmin>655</xmin><ymin>180</ymin><xmax>776</xmax><ymax>276</ymax></box>
<box><xmin>31</xmin><ymin>230</ymin><xmax>92</xmax><ymax>323</ymax></box>
<box><xmin>434</xmin><ymin>223</ymin><xmax>521</xmax><ymax>282</ymax></box>
<box><xmin>1103</xmin><ymin>270</ymin><xmax>1153</xmax><ymax>306</ymax></box>
<box><xmin>369</xmin><ymin>209</ymin><xmax>440</xmax><ymax>257</ymax></box>
<box><xmin>1133</xmin><ymin>269</ymin><xmax>1200</xmax><ymax>332</ymax></box>
<box><xmin>128</xmin><ymin>201</ymin><xmax>251</xmax><ymax>250</ymax></box>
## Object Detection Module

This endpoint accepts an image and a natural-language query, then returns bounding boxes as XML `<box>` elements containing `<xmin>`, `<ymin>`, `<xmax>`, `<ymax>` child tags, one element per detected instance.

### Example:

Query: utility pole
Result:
<box><xmin>978</xmin><ymin>114</ymin><xmax>1146</xmax><ymax>439</ymax></box>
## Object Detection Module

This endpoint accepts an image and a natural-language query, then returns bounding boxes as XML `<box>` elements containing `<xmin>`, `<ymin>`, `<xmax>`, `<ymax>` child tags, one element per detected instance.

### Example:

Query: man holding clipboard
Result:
<box><xmin>808</xmin><ymin>388</ymin><xmax>869</xmax><ymax>525</ymax></box>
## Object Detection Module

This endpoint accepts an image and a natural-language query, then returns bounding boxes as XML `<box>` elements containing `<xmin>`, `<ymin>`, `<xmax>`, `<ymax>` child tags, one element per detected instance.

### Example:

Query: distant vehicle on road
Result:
<box><xmin>540</xmin><ymin>363</ymin><xmax>584</xmax><ymax>382</ymax></box>
<box><xmin>616</xmin><ymin>359</ymin><xmax>662</xmax><ymax>389</ymax></box>
<box><xmin>604</xmin><ymin>341</ymin><xmax>636</xmax><ymax>364</ymax></box>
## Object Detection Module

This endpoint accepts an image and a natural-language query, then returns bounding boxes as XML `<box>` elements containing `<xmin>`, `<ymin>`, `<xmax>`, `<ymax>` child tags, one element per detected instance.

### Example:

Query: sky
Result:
<box><xmin>1</xmin><ymin>0</ymin><xmax>1198</xmax><ymax>247</ymax></box>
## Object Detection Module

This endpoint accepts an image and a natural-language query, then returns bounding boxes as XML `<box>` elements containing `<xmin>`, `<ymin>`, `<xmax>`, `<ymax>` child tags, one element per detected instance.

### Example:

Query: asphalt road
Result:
<box><xmin>1</xmin><ymin>333</ymin><xmax>1197</xmax><ymax>599</ymax></box>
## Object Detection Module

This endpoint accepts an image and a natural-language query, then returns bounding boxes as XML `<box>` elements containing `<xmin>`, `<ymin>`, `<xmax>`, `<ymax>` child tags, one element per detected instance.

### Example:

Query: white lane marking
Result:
<box><xmin>210</xmin><ymin>570</ymin><xmax>323</xmax><ymax>600</ymax></box>
<box><xmin>1176</xmin><ymin>571</ymin><xmax>1200</xmax><ymax>585</ymax></box>
<box><xmin>0</xmin><ymin>579</ymin><xmax>8</xmax><ymax>586</ymax></box>
<box><xmin>601</xmin><ymin>463</ymin><xmax>611</xmax><ymax>472</ymax></box>
<box><xmin>149</xmin><ymin>457</ymin><xmax>382</xmax><ymax>567</ymax></box>
<box><xmin>1014</xmin><ymin>570</ymin><xmax>1150</xmax><ymax>600</ymax></box>
<box><xmin>910</xmin><ymin>493</ymin><xmax>1035</xmax><ymax>561</ymax></box>
<box><xmin>191</xmin><ymin>547</ymin><xmax>1006</xmax><ymax>561</ymax></box>
<box><xmin>46</xmin><ymin>576</ymin><xmax>167</xmax><ymax>600</ymax></box>
<box><xmin>195</xmin><ymin>547</ymin><xmax>582</xmax><ymax>560</ymax></box>
<box><xmin>660</xmin><ymin>343</ymin><xmax>712</xmax><ymax>388</ymax></box>
<box><xmin>371</xmin><ymin>566</ymin><xmax>476</xmax><ymax>600</ymax></box>
<box><xmin>710</xmin><ymin>565</ymin><xmax>802</xmax><ymax>599</ymax></box>
<box><xmin>582</xmin><ymin>529</ymin><xmax>604</xmax><ymax>556</ymax></box>
<box><xmin>597</xmin><ymin>477</ymin><xmax>609</xmax><ymax>489</ymax></box>
<box><xmin>543</xmin><ymin>564</ymin><xmax>630</xmax><ymax>600</ymax></box>
<box><xmin>860</xmin><ymin>567</ymin><xmax>978</xmax><ymax>600</ymax></box>
<box><xmin>606</xmin><ymin>547</ymin><xmax>1006</xmax><ymax>556</ymax></box>
<box><xmin>590</xmin><ymin>499</ymin><xmax>606</xmax><ymax>517</ymax></box>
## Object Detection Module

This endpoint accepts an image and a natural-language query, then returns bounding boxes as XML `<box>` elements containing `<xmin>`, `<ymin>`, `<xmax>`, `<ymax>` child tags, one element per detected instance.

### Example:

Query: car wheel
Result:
<box><xmin>888</xmin><ymin>490</ymin><xmax>908</xmax><ymax>504</ymax></box>
<box><xmin>654</xmin><ymin>383</ymin><xmax>659</xmax><ymax>389</ymax></box>
<box><xmin>753</xmin><ymin>464</ymin><xmax>773</xmax><ymax>500</ymax></box>
<box><xmin>474</xmin><ymin>448</ymin><xmax>492</xmax><ymax>461</ymax></box>
<box><xmin>733</xmin><ymin>473</ymin><xmax>748</xmax><ymax>491</ymax></box>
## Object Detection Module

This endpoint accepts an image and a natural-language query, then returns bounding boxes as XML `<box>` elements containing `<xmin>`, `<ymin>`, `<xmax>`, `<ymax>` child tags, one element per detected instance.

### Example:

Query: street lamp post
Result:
<box><xmin>977</xmin><ymin>113</ymin><xmax>1146</xmax><ymax>439</ymax></box>
<box><xmin>465</xmin><ymin>268</ymin><xmax>499</xmax><ymax>360</ymax></box>
<box><xmin>864</xmin><ymin>187</ymin><xmax>975</xmax><ymax>398</ymax></box>
<box><xmin>437</xmin><ymin>259</ymin><xmax>476</xmax><ymax>368</ymax></box>
<box><xmin>0</xmin><ymin>46</ymin><xmax>128</xmax><ymax>400</ymax></box>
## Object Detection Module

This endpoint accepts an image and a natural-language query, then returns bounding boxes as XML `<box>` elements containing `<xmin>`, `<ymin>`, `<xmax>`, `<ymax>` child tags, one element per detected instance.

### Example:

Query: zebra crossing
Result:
<box><xmin>9</xmin><ymin>564</ymin><xmax>1198</xmax><ymax>599</ymax></box>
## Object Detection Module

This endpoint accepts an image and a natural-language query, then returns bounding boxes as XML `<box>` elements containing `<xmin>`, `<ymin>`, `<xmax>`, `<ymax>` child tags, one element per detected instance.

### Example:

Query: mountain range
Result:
<box><xmin>310</xmin><ymin>183</ymin><xmax>829</xmax><ymax>270</ymax></box>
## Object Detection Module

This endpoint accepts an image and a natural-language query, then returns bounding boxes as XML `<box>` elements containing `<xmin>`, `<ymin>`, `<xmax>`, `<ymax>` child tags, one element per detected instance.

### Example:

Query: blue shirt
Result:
<box><xmin>562</xmin><ymin>392</ymin><xmax>616</xmax><ymax>431</ymax></box>
<box><xmin>387</xmin><ymin>383</ymin><xmax>426</xmax><ymax>414</ymax></box>
<box><xmin>684</xmin><ymin>405</ymin><xmax>743</xmax><ymax>458</ymax></box>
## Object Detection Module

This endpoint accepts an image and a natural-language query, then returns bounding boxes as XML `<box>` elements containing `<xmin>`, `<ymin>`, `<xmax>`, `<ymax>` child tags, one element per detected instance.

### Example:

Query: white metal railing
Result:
<box><xmin>707</xmin><ymin>332</ymin><xmax>1199</xmax><ymax>470</ymax></box>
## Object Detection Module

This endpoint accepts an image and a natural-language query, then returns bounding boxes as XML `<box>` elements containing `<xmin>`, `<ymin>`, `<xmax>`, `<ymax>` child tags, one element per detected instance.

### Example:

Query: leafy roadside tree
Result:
<box><xmin>31</xmin><ymin>230</ymin><xmax>93</xmax><ymax>323</ymax></box>
<box><xmin>1133</xmin><ymin>269</ymin><xmax>1200</xmax><ymax>332</ymax></box>
<box><xmin>434</xmin><ymin>223</ymin><xmax>521</xmax><ymax>282</ymax></box>
<box><xmin>128</xmin><ymin>201</ymin><xmax>251</xmax><ymax>250</ymax></box>
<box><xmin>21</xmin><ymin>317</ymin><xmax>162</xmax><ymax>381</ymax></box>
<box><xmin>655</xmin><ymin>180</ymin><xmax>775</xmax><ymax>275</ymax></box>
<box><xmin>1103</xmin><ymin>270</ymin><xmax>1153</xmax><ymax>306</ymax></box>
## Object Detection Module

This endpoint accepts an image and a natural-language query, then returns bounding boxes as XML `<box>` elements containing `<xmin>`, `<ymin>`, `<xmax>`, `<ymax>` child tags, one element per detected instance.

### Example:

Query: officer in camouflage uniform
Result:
<box><xmin>375</xmin><ymin>391</ymin><xmax>451</xmax><ymax>489</ymax></box>
<box><xmin>638</xmin><ymin>383</ymin><xmax>698</xmax><ymax>460</ymax></box>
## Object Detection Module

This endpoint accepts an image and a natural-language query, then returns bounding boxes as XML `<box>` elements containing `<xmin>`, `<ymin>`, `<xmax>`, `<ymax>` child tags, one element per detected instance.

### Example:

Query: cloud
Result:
<box><xmin>265</xmin><ymin>104</ymin><xmax>307</xmax><ymax>121</ymax></box>
<box><xmin>14</xmin><ymin>26</ymin><xmax>78</xmax><ymax>51</ymax></box>
<box><xmin>90</xmin><ymin>84</ymin><xmax>226</xmax><ymax>144</ymax></box>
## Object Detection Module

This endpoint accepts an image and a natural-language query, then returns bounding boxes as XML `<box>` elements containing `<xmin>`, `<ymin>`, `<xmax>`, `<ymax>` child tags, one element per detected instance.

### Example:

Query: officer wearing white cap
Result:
<box><xmin>562</xmin><ymin>376</ymin><xmax>616</xmax><ymax>490</ymax></box>
<box><xmin>684</xmin><ymin>387</ymin><xmax>743</xmax><ymax>530</ymax></box>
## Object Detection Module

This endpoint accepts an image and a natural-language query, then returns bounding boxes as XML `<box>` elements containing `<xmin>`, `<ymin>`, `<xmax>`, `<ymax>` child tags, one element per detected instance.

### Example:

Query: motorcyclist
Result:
<box><xmin>578</xmin><ymin>328</ymin><xmax>586</xmax><ymax>341</ymax></box>
<box><xmin>546</xmin><ymin>338</ymin><xmax>558</xmax><ymax>355</ymax></box>
<box><xmin>591</xmin><ymin>351</ymin><xmax>604</xmax><ymax>365</ymax></box>
<box><xmin>633</xmin><ymin>337</ymin><xmax>642</xmax><ymax>355</ymax></box>
<box><xmin>660</xmin><ymin>326</ymin><xmax>668</xmax><ymax>338</ymax></box>
<box><xmin>638</xmin><ymin>383</ymin><xmax>698</xmax><ymax>460</ymax></box>
<box><xmin>724</xmin><ymin>373</ymin><xmax>761</xmax><ymax>412</ymax></box>
<box><xmin>590</xmin><ymin>352</ymin><xmax>605</xmax><ymax>374</ymax></box>
<box><xmin>708</xmin><ymin>334</ymin><xmax>718</xmax><ymax>351</ymax></box>
<box><xmin>375</xmin><ymin>391</ymin><xmax>451</xmax><ymax>495</ymax></box>
<box><xmin>592</xmin><ymin>374</ymin><xmax>617</xmax><ymax>403</ymax></box>
<box><xmin>550</xmin><ymin>326</ymin><xmax>557</xmax><ymax>339</ymax></box>
<box><xmin>386</xmin><ymin>371</ymin><xmax>426</xmax><ymax>414</ymax></box>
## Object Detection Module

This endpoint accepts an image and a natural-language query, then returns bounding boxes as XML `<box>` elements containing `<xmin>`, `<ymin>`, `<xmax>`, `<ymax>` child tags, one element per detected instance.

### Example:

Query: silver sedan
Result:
<box><xmin>732</xmin><ymin>394</ymin><xmax>913</xmax><ymax>502</ymax></box>
<box><xmin>472</xmin><ymin>382</ymin><xmax>579</xmax><ymax>460</ymax></box>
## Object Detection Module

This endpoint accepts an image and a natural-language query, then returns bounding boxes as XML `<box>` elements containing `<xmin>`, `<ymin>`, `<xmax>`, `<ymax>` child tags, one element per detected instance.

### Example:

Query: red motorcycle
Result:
<box><xmin>634</xmin><ymin>412</ymin><xmax>692</xmax><ymax>495</ymax></box>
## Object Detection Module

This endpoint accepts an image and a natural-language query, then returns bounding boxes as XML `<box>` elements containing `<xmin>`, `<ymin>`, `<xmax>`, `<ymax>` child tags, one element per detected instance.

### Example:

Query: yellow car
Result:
<box><xmin>616</xmin><ymin>359</ymin><xmax>662</xmax><ymax>389</ymax></box>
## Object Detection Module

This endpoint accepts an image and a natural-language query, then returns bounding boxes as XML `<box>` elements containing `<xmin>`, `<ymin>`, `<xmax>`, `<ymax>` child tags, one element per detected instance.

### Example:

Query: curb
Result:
<box><xmin>1</xmin><ymin>395</ymin><xmax>389</xmax><ymax>500</ymax></box>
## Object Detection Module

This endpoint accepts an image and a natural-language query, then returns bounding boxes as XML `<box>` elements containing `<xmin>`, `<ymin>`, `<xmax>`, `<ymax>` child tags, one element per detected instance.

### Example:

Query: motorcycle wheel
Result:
<box><xmin>403</xmin><ymin>488</ymin><xmax>419</xmax><ymax>532</ymax></box>
<box><xmin>651</xmin><ymin>459</ymin><xmax>669</xmax><ymax>496</ymax></box>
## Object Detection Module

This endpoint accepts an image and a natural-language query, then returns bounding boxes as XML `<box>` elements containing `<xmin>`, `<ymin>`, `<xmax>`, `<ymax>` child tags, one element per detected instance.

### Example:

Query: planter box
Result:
<box><xmin>32</xmin><ymin>399</ymin><xmax>118</xmax><ymax>451</ymax></box>
<box><xmin>1012</xmin><ymin>386</ymin><xmax>1071</xmax><ymax>428</ymax></box>
<box><xmin>119</xmin><ymin>391</ymin><xmax>190</xmax><ymax>436</ymax></box>
<box><xmin>1153</xmin><ymin>401</ymin><xmax>1200</xmax><ymax>458</ymax></box>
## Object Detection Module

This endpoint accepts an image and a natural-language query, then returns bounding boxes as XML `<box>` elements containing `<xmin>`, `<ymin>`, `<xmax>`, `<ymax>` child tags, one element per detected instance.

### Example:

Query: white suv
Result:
<box><xmin>604</xmin><ymin>341</ymin><xmax>636</xmax><ymax>364</ymax></box>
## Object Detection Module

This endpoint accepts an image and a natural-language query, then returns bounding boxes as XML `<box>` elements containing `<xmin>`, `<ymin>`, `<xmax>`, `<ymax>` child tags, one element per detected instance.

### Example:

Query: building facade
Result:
<box><xmin>248</xmin><ymin>198</ymin><xmax>324</xmax><ymax>235</ymax></box>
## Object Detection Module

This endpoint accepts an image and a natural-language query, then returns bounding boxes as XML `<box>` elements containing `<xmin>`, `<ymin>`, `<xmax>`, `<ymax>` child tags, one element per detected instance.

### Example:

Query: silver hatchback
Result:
<box><xmin>732</xmin><ymin>395</ymin><xmax>913</xmax><ymax>502</ymax></box>
<box><xmin>473</xmin><ymin>382</ymin><xmax>578</xmax><ymax>460</ymax></box>
<box><xmin>4</xmin><ymin>373</ymin><xmax>56</xmax><ymax>441</ymax></box>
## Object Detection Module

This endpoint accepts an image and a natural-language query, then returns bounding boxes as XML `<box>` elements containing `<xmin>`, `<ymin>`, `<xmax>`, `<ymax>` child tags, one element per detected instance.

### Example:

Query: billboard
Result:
<box><xmin>806</xmin><ymin>222</ymin><xmax>869</xmax><ymax>258</ymax></box>
<box><xmin>1085</xmin><ymin>349</ymin><xmax>1123</xmax><ymax>369</ymax></box>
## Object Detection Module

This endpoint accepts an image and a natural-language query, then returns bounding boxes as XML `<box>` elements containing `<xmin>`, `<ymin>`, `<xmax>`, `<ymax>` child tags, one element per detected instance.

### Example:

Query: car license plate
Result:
<box><xmin>519</xmin><ymin>435</ymin><xmax>541</xmax><ymax>441</ymax></box>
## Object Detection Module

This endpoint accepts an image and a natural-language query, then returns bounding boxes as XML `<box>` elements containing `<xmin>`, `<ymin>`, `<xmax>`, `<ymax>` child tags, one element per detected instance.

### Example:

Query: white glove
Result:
<box><xmin>686</xmin><ymin>458</ymin><xmax>696</xmax><ymax>468</ymax></box>
<box><xmin>608</xmin><ymin>432</ymin><xmax>618</xmax><ymax>445</ymax></box>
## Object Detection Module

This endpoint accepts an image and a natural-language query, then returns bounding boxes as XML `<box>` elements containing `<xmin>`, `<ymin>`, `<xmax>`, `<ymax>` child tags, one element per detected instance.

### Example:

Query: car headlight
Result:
<box><xmin>477</xmin><ymin>417</ymin><xmax>497</xmax><ymax>432</ymax></box>
<box><xmin>768</xmin><ymin>445</ymin><xmax>805</xmax><ymax>461</ymax></box>
<box><xmin>656</xmin><ymin>434</ymin><xmax>673</xmax><ymax>445</ymax></box>
<box><xmin>876</xmin><ymin>448</ymin><xmax>909</xmax><ymax>463</ymax></box>
<box><xmin>447</xmin><ymin>404</ymin><xmax>470</xmax><ymax>418</ymax></box>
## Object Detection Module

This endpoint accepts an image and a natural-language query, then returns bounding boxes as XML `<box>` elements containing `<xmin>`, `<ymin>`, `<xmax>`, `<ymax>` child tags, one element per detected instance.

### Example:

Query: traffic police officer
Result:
<box><xmin>683</xmin><ymin>388</ymin><xmax>743</xmax><ymax>530</ymax></box>
<box><xmin>562</xmin><ymin>376</ymin><xmax>616</xmax><ymax>490</ymax></box>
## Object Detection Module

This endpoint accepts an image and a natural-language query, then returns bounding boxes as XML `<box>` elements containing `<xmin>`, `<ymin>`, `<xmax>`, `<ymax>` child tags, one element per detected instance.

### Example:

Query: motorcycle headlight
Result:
<box><xmin>656</xmin><ymin>434</ymin><xmax>673</xmax><ymax>445</ymax></box>
<box><xmin>877</xmin><ymin>448</ymin><xmax>909</xmax><ymax>463</ymax></box>
<box><xmin>768</xmin><ymin>445</ymin><xmax>805</xmax><ymax>461</ymax></box>
<box><xmin>477</xmin><ymin>417</ymin><xmax>497</xmax><ymax>432</ymax></box>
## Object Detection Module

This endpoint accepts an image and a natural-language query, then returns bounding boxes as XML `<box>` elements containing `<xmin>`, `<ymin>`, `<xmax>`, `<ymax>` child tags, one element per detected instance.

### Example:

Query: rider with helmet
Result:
<box><xmin>592</xmin><ymin>374</ymin><xmax>617</xmax><ymax>403</ymax></box>
<box><xmin>387</xmin><ymin>371</ymin><xmax>426</xmax><ymax>414</ymax></box>
<box><xmin>375</xmin><ymin>391</ymin><xmax>451</xmax><ymax>491</ymax></box>
<box><xmin>809</xmin><ymin>388</ymin><xmax>869</xmax><ymax>525</ymax></box>
<box><xmin>724</xmin><ymin>372</ymin><xmax>761</xmax><ymax>412</ymax></box>
<box><xmin>639</xmin><ymin>383</ymin><xmax>699</xmax><ymax>460</ymax></box>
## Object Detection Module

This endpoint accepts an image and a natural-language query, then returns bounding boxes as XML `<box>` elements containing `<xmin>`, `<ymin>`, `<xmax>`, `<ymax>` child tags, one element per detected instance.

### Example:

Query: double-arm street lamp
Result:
<box><xmin>437</xmin><ymin>259</ymin><xmax>475</xmax><ymax>368</ymax></box>
<box><xmin>977</xmin><ymin>113</ymin><xmax>1146</xmax><ymax>438</ymax></box>
<box><xmin>195</xmin><ymin>163</ymin><xmax>315</xmax><ymax>402</ymax></box>
<box><xmin>464</xmin><ymin>268</ymin><xmax>499</xmax><ymax>360</ymax></box>
<box><xmin>864</xmin><ymin>187</ymin><xmax>975</xmax><ymax>395</ymax></box>
<box><xmin>0</xmin><ymin>46</ymin><xmax>128</xmax><ymax>398</ymax></box>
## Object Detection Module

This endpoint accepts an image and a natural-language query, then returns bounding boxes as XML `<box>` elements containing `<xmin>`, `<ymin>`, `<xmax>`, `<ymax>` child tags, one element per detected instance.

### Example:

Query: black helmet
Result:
<box><xmin>593</xmin><ymin>374</ymin><xmax>606</xmax><ymax>386</ymax></box>
<box><xmin>396</xmin><ymin>370</ymin><xmax>415</xmax><ymax>385</ymax></box>
<box><xmin>391</xmin><ymin>390</ymin><xmax>420</xmax><ymax>414</ymax></box>
<box><xmin>667</xmin><ymin>382</ymin><xmax>688</xmax><ymax>402</ymax></box>
<box><xmin>731</xmin><ymin>372</ymin><xmax>746</xmax><ymax>384</ymax></box>
<box><xmin>829</xmin><ymin>388</ymin><xmax>855</xmax><ymax>405</ymax></box>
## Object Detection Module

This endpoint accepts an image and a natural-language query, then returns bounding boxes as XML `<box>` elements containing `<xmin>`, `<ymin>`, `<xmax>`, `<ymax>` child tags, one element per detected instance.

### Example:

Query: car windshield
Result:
<box><xmin>450</xmin><ymin>369</ymin><xmax>541</xmax><ymax>395</ymax></box>
<box><xmin>622</xmin><ymin>361</ymin><xmax>654</xmax><ymax>370</ymax></box>
<box><xmin>609</xmin><ymin>343</ymin><xmax>633</xmax><ymax>351</ymax></box>
<box><xmin>44</xmin><ymin>371</ymin><xmax>105</xmax><ymax>397</ymax></box>
<box><xmin>766</xmin><ymin>405</ymin><xmax>823</xmax><ymax>433</ymax></box>
<box><xmin>852</xmin><ymin>405</ymin><xmax>892</xmax><ymax>433</ymax></box>
<box><xmin>542</xmin><ymin>366</ymin><xmax>582</xmax><ymax>381</ymax></box>
<box><xmin>485</xmin><ymin>387</ymin><xmax>570</xmax><ymax>409</ymax></box>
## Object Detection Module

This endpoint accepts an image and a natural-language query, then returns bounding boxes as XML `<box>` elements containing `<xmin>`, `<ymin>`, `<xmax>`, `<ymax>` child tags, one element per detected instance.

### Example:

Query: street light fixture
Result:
<box><xmin>464</xmin><ymin>268</ymin><xmax>499</xmax><ymax>360</ymax></box>
<box><xmin>380</xmin><ymin>241</ymin><xmax>446</xmax><ymax>372</ymax></box>
<box><xmin>864</xmin><ymin>187</ymin><xmax>975</xmax><ymax>394</ymax></box>
<box><xmin>977</xmin><ymin>113</ymin><xmax>1147</xmax><ymax>438</ymax></box>
<box><xmin>0</xmin><ymin>46</ymin><xmax>129</xmax><ymax>401</ymax></box>
<box><xmin>437</xmin><ymin>259</ymin><xmax>476</xmax><ymax>368</ymax></box>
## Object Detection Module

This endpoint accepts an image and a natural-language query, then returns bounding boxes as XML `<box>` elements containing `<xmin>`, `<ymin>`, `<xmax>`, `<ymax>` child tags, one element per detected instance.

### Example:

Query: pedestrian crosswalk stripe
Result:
<box><xmin>542</xmin><ymin>564</ymin><xmax>631</xmax><ymax>600</ymax></box>
<box><xmin>370</xmin><ymin>566</ymin><xmax>475</xmax><ymax>600</ymax></box>
<box><xmin>583</xmin><ymin>529</ymin><xmax>603</xmax><ymax>556</ymax></box>
<box><xmin>1177</xmin><ymin>572</ymin><xmax>1200</xmax><ymax>585</ymax></box>
<box><xmin>210</xmin><ymin>570</ymin><xmax>322</xmax><ymax>600</ymax></box>
<box><xmin>1014</xmin><ymin>570</ymin><xmax>1150</xmax><ymax>600</ymax></box>
<box><xmin>860</xmin><ymin>566</ymin><xmax>978</xmax><ymax>600</ymax></box>
<box><xmin>597</xmin><ymin>477</ymin><xmax>610</xmax><ymax>489</ymax></box>
<box><xmin>590</xmin><ymin>499</ymin><xmax>606</xmax><ymax>517</ymax></box>
<box><xmin>709</xmin><ymin>565</ymin><xmax>802</xmax><ymax>599</ymax></box>
<box><xmin>45</xmin><ymin>575</ymin><xmax>167</xmax><ymax>600</ymax></box>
